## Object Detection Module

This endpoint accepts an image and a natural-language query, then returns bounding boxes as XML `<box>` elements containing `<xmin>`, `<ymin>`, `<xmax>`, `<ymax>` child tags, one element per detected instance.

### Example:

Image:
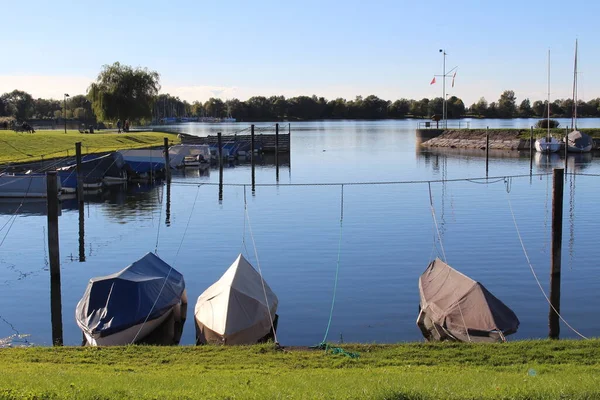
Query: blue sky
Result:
<box><xmin>1</xmin><ymin>0</ymin><xmax>598</xmax><ymax>105</ymax></box>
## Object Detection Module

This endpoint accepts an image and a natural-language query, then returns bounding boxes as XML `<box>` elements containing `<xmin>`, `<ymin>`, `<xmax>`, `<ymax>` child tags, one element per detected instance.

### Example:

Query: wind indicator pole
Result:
<box><xmin>432</xmin><ymin>50</ymin><xmax>457</xmax><ymax>129</ymax></box>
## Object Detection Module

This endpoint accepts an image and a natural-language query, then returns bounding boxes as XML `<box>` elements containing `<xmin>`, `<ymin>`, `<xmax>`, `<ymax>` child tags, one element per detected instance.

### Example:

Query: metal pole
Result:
<box><xmin>165</xmin><ymin>178</ymin><xmax>171</xmax><ymax>226</ymax></box>
<box><xmin>442</xmin><ymin>50</ymin><xmax>446</xmax><ymax>128</ymax></box>
<box><xmin>163</xmin><ymin>137</ymin><xmax>171</xmax><ymax>182</ymax></box>
<box><xmin>46</xmin><ymin>171</ymin><xmax>63</xmax><ymax>346</ymax></box>
<box><xmin>75</xmin><ymin>142</ymin><xmax>83</xmax><ymax>202</ymax></box>
<box><xmin>218</xmin><ymin>132</ymin><xmax>223</xmax><ymax>202</ymax></box>
<box><xmin>549</xmin><ymin>168</ymin><xmax>564</xmax><ymax>339</ymax></box>
<box><xmin>64</xmin><ymin>95</ymin><xmax>67</xmax><ymax>134</ymax></box>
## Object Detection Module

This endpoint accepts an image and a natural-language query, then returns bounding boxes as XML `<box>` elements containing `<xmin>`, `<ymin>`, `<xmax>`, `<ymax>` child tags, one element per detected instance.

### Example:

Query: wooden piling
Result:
<box><xmin>564</xmin><ymin>127</ymin><xmax>568</xmax><ymax>175</ymax></box>
<box><xmin>549</xmin><ymin>167</ymin><xmax>564</xmax><ymax>339</ymax></box>
<box><xmin>529</xmin><ymin>126</ymin><xmax>534</xmax><ymax>174</ymax></box>
<box><xmin>251</xmin><ymin>125</ymin><xmax>255</xmax><ymax>194</ymax></box>
<box><xmin>75</xmin><ymin>142</ymin><xmax>83</xmax><ymax>202</ymax></box>
<box><xmin>485</xmin><ymin>127</ymin><xmax>489</xmax><ymax>177</ymax></box>
<box><xmin>218</xmin><ymin>132</ymin><xmax>223</xmax><ymax>201</ymax></box>
<box><xmin>164</xmin><ymin>137</ymin><xmax>171</xmax><ymax>182</ymax></box>
<box><xmin>46</xmin><ymin>171</ymin><xmax>63</xmax><ymax>346</ymax></box>
<box><xmin>275</xmin><ymin>123</ymin><xmax>280</xmax><ymax>182</ymax></box>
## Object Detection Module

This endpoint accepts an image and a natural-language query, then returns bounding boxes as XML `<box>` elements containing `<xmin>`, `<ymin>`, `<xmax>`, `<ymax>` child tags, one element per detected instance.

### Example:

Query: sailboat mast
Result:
<box><xmin>547</xmin><ymin>49</ymin><xmax>550</xmax><ymax>140</ymax></box>
<box><xmin>571</xmin><ymin>39</ymin><xmax>578</xmax><ymax>130</ymax></box>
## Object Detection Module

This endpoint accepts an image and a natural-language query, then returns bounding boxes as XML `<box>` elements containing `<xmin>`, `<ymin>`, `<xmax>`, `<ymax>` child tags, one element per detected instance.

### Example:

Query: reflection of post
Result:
<box><xmin>564</xmin><ymin>127</ymin><xmax>568</xmax><ymax>175</ymax></box>
<box><xmin>76</xmin><ymin>142</ymin><xmax>83</xmax><ymax>202</ymax></box>
<box><xmin>218</xmin><ymin>132</ymin><xmax>223</xmax><ymax>202</ymax></box>
<box><xmin>549</xmin><ymin>168</ymin><xmax>564</xmax><ymax>339</ymax></box>
<box><xmin>485</xmin><ymin>127</ymin><xmax>489</xmax><ymax>177</ymax></box>
<box><xmin>251</xmin><ymin>124</ymin><xmax>255</xmax><ymax>194</ymax></box>
<box><xmin>163</xmin><ymin>137</ymin><xmax>171</xmax><ymax>182</ymax></box>
<box><xmin>46</xmin><ymin>171</ymin><xmax>63</xmax><ymax>346</ymax></box>
<box><xmin>78</xmin><ymin>203</ymin><xmax>85</xmax><ymax>262</ymax></box>
<box><xmin>165</xmin><ymin>179</ymin><xmax>171</xmax><ymax>226</ymax></box>
<box><xmin>288</xmin><ymin>123</ymin><xmax>292</xmax><ymax>178</ymax></box>
<box><xmin>275</xmin><ymin>123</ymin><xmax>280</xmax><ymax>182</ymax></box>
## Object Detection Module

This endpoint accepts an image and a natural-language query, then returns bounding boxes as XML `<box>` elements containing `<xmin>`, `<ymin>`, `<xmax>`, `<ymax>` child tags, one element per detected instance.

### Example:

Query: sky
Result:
<box><xmin>1</xmin><ymin>0</ymin><xmax>599</xmax><ymax>106</ymax></box>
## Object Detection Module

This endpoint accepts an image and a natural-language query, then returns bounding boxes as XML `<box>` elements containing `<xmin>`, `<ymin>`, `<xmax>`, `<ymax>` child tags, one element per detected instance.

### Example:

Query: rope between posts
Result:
<box><xmin>505</xmin><ymin>180</ymin><xmax>588</xmax><ymax>339</ymax></box>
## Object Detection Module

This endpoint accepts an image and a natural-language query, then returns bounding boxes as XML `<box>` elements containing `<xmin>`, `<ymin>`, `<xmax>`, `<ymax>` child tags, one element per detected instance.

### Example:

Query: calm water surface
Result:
<box><xmin>1</xmin><ymin>118</ymin><xmax>600</xmax><ymax>346</ymax></box>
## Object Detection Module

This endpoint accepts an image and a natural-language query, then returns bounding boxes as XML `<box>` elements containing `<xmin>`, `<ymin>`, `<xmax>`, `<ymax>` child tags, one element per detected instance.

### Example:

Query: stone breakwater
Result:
<box><xmin>421</xmin><ymin>129</ymin><xmax>529</xmax><ymax>150</ymax></box>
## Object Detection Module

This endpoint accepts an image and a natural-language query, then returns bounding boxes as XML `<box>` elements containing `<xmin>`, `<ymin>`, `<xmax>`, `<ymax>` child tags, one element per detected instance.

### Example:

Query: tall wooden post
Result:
<box><xmin>46</xmin><ymin>171</ymin><xmax>63</xmax><ymax>346</ymax></box>
<box><xmin>275</xmin><ymin>123</ymin><xmax>280</xmax><ymax>182</ymax></box>
<box><xmin>485</xmin><ymin>127</ymin><xmax>489</xmax><ymax>177</ymax></box>
<box><xmin>251</xmin><ymin>125</ymin><xmax>256</xmax><ymax>194</ymax></box>
<box><xmin>564</xmin><ymin>127</ymin><xmax>569</xmax><ymax>175</ymax></box>
<box><xmin>288</xmin><ymin>123</ymin><xmax>292</xmax><ymax>178</ymax></box>
<box><xmin>529</xmin><ymin>126</ymin><xmax>534</xmax><ymax>174</ymax></box>
<box><xmin>549</xmin><ymin>168</ymin><xmax>564</xmax><ymax>339</ymax></box>
<box><xmin>218</xmin><ymin>132</ymin><xmax>223</xmax><ymax>202</ymax></box>
<box><xmin>75</xmin><ymin>142</ymin><xmax>83</xmax><ymax>202</ymax></box>
<box><xmin>163</xmin><ymin>137</ymin><xmax>171</xmax><ymax>182</ymax></box>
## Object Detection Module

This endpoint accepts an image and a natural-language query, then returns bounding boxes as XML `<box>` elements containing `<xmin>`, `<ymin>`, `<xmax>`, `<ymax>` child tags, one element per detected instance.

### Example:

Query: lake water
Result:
<box><xmin>1</xmin><ymin>118</ymin><xmax>600</xmax><ymax>346</ymax></box>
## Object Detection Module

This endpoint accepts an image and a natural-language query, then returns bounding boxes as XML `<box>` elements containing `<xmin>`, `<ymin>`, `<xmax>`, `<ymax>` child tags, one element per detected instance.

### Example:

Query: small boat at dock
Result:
<box><xmin>0</xmin><ymin>173</ymin><xmax>61</xmax><ymax>198</ymax></box>
<box><xmin>194</xmin><ymin>254</ymin><xmax>278</xmax><ymax>345</ymax></box>
<box><xmin>566</xmin><ymin>39</ymin><xmax>593</xmax><ymax>153</ymax></box>
<box><xmin>117</xmin><ymin>149</ymin><xmax>166</xmax><ymax>175</ymax></box>
<box><xmin>168</xmin><ymin>144</ymin><xmax>211</xmax><ymax>169</ymax></box>
<box><xmin>58</xmin><ymin>153</ymin><xmax>128</xmax><ymax>192</ymax></box>
<box><xmin>417</xmin><ymin>258</ymin><xmax>519</xmax><ymax>343</ymax></box>
<box><xmin>535</xmin><ymin>50</ymin><xmax>560</xmax><ymax>153</ymax></box>
<box><xmin>76</xmin><ymin>252</ymin><xmax>187</xmax><ymax>346</ymax></box>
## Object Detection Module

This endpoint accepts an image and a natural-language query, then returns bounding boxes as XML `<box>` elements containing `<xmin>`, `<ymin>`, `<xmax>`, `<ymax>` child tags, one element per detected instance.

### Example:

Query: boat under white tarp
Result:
<box><xmin>169</xmin><ymin>144</ymin><xmax>211</xmax><ymax>168</ymax></box>
<box><xmin>194</xmin><ymin>254</ymin><xmax>278</xmax><ymax>345</ymax></box>
<box><xmin>0</xmin><ymin>173</ymin><xmax>61</xmax><ymax>198</ymax></box>
<box><xmin>417</xmin><ymin>258</ymin><xmax>519</xmax><ymax>343</ymax></box>
<box><xmin>76</xmin><ymin>252</ymin><xmax>186</xmax><ymax>346</ymax></box>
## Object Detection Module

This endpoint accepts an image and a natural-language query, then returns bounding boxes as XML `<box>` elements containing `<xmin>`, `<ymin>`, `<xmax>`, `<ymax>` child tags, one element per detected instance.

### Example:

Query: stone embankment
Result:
<box><xmin>421</xmin><ymin>129</ymin><xmax>529</xmax><ymax>150</ymax></box>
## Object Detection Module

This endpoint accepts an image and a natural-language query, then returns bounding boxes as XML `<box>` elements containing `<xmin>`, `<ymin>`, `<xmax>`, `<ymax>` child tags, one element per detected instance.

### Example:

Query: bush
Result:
<box><xmin>536</xmin><ymin>119</ymin><xmax>560</xmax><ymax>128</ymax></box>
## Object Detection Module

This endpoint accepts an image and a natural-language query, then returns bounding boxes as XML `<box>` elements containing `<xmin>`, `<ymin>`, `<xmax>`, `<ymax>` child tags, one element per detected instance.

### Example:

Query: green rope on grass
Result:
<box><xmin>311</xmin><ymin>342</ymin><xmax>360</xmax><ymax>359</ymax></box>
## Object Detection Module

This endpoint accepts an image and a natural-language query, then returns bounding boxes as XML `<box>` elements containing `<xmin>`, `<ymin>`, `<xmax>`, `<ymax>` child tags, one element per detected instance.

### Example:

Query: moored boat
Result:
<box><xmin>565</xmin><ymin>39</ymin><xmax>593</xmax><ymax>153</ymax></box>
<box><xmin>417</xmin><ymin>258</ymin><xmax>519</xmax><ymax>343</ymax></box>
<box><xmin>535</xmin><ymin>50</ymin><xmax>560</xmax><ymax>153</ymax></box>
<box><xmin>117</xmin><ymin>149</ymin><xmax>166</xmax><ymax>175</ymax></box>
<box><xmin>76</xmin><ymin>252</ymin><xmax>187</xmax><ymax>346</ymax></box>
<box><xmin>58</xmin><ymin>153</ymin><xmax>128</xmax><ymax>192</ymax></box>
<box><xmin>169</xmin><ymin>144</ymin><xmax>211</xmax><ymax>168</ymax></box>
<box><xmin>0</xmin><ymin>173</ymin><xmax>61</xmax><ymax>198</ymax></box>
<box><xmin>194</xmin><ymin>254</ymin><xmax>278</xmax><ymax>345</ymax></box>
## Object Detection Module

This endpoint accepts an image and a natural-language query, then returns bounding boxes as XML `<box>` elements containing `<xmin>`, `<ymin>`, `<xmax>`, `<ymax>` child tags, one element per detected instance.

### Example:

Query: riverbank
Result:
<box><xmin>420</xmin><ymin>128</ymin><xmax>600</xmax><ymax>151</ymax></box>
<box><xmin>0</xmin><ymin>130</ymin><xmax>180</xmax><ymax>165</ymax></box>
<box><xmin>1</xmin><ymin>340</ymin><xmax>599</xmax><ymax>399</ymax></box>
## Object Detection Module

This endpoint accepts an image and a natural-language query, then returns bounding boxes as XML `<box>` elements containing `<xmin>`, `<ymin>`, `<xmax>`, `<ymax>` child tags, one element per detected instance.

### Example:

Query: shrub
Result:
<box><xmin>536</xmin><ymin>119</ymin><xmax>560</xmax><ymax>129</ymax></box>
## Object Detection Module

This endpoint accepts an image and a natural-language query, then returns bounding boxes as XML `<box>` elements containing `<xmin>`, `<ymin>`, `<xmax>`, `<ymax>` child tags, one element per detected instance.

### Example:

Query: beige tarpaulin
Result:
<box><xmin>417</xmin><ymin>258</ymin><xmax>519</xmax><ymax>343</ymax></box>
<box><xmin>194</xmin><ymin>254</ymin><xmax>278</xmax><ymax>345</ymax></box>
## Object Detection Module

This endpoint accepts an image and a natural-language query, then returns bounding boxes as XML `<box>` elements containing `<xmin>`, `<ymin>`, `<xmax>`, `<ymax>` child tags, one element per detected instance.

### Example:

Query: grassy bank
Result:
<box><xmin>0</xmin><ymin>130</ymin><xmax>181</xmax><ymax>165</ymax></box>
<box><xmin>1</xmin><ymin>340</ymin><xmax>599</xmax><ymax>399</ymax></box>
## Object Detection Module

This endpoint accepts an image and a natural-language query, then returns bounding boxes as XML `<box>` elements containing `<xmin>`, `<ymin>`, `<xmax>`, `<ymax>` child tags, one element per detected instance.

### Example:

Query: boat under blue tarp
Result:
<box><xmin>75</xmin><ymin>252</ymin><xmax>186</xmax><ymax>345</ymax></box>
<box><xmin>117</xmin><ymin>149</ymin><xmax>166</xmax><ymax>175</ymax></box>
<box><xmin>58</xmin><ymin>153</ymin><xmax>128</xmax><ymax>191</ymax></box>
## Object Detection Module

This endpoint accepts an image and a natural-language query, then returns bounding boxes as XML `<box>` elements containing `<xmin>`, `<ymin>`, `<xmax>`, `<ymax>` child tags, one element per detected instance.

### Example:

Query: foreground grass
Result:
<box><xmin>1</xmin><ymin>340</ymin><xmax>599</xmax><ymax>399</ymax></box>
<box><xmin>0</xmin><ymin>130</ymin><xmax>180</xmax><ymax>165</ymax></box>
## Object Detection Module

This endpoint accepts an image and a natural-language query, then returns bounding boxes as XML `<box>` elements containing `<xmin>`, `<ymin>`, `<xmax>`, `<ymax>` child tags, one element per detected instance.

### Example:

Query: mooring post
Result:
<box><xmin>529</xmin><ymin>126</ymin><xmax>534</xmax><ymax>174</ymax></box>
<box><xmin>288</xmin><ymin>123</ymin><xmax>292</xmax><ymax>178</ymax></box>
<box><xmin>75</xmin><ymin>142</ymin><xmax>83</xmax><ymax>202</ymax></box>
<box><xmin>46</xmin><ymin>171</ymin><xmax>63</xmax><ymax>346</ymax></box>
<box><xmin>549</xmin><ymin>167</ymin><xmax>564</xmax><ymax>339</ymax></box>
<box><xmin>163</xmin><ymin>137</ymin><xmax>171</xmax><ymax>182</ymax></box>
<box><xmin>564</xmin><ymin>127</ymin><xmax>568</xmax><ymax>175</ymax></box>
<box><xmin>218</xmin><ymin>132</ymin><xmax>223</xmax><ymax>202</ymax></box>
<box><xmin>275</xmin><ymin>123</ymin><xmax>280</xmax><ymax>182</ymax></box>
<box><xmin>485</xmin><ymin>127</ymin><xmax>490</xmax><ymax>177</ymax></box>
<box><xmin>251</xmin><ymin>124</ymin><xmax>256</xmax><ymax>194</ymax></box>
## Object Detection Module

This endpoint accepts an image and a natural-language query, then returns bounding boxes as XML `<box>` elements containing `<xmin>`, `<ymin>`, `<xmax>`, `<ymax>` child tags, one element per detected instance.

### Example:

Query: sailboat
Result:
<box><xmin>535</xmin><ymin>49</ymin><xmax>561</xmax><ymax>153</ymax></box>
<box><xmin>566</xmin><ymin>39</ymin><xmax>593</xmax><ymax>153</ymax></box>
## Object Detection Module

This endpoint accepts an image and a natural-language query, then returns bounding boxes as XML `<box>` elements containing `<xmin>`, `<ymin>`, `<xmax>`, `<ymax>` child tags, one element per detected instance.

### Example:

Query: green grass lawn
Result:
<box><xmin>0</xmin><ymin>130</ymin><xmax>180</xmax><ymax>165</ymax></box>
<box><xmin>1</xmin><ymin>340</ymin><xmax>599</xmax><ymax>399</ymax></box>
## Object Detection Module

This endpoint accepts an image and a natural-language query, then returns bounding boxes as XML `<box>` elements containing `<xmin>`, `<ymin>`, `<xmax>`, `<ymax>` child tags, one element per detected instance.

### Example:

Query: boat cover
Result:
<box><xmin>76</xmin><ymin>252</ymin><xmax>185</xmax><ymax>337</ymax></box>
<box><xmin>118</xmin><ymin>149</ymin><xmax>166</xmax><ymax>174</ymax></box>
<box><xmin>169</xmin><ymin>145</ymin><xmax>211</xmax><ymax>168</ymax></box>
<box><xmin>417</xmin><ymin>258</ymin><xmax>519</xmax><ymax>343</ymax></box>
<box><xmin>195</xmin><ymin>254</ymin><xmax>278</xmax><ymax>344</ymax></box>
<box><xmin>568</xmin><ymin>130</ymin><xmax>593</xmax><ymax>150</ymax></box>
<box><xmin>0</xmin><ymin>173</ymin><xmax>61</xmax><ymax>198</ymax></box>
<box><xmin>58</xmin><ymin>153</ymin><xmax>127</xmax><ymax>186</ymax></box>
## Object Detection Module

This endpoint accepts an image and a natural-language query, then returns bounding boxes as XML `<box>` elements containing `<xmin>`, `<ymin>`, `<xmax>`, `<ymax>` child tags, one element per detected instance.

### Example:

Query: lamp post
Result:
<box><xmin>64</xmin><ymin>93</ymin><xmax>70</xmax><ymax>134</ymax></box>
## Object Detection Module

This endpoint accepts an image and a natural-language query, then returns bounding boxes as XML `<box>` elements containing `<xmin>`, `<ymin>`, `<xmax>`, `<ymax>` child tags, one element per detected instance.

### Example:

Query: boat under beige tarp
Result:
<box><xmin>194</xmin><ymin>254</ymin><xmax>278</xmax><ymax>345</ymax></box>
<box><xmin>417</xmin><ymin>258</ymin><xmax>519</xmax><ymax>343</ymax></box>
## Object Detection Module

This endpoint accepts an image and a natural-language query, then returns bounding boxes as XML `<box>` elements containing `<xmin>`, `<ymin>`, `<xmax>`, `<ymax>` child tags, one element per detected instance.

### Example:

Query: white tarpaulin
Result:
<box><xmin>195</xmin><ymin>254</ymin><xmax>278</xmax><ymax>344</ymax></box>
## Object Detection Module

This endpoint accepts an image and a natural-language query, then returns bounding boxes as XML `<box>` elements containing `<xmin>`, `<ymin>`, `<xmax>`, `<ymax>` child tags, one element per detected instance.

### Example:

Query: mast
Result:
<box><xmin>571</xmin><ymin>39</ymin><xmax>578</xmax><ymax>130</ymax></box>
<box><xmin>547</xmin><ymin>49</ymin><xmax>551</xmax><ymax>141</ymax></box>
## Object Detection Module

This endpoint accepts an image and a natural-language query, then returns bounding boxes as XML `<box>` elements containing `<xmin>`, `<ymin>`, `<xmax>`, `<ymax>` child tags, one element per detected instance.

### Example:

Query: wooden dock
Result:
<box><xmin>177</xmin><ymin>133</ymin><xmax>290</xmax><ymax>153</ymax></box>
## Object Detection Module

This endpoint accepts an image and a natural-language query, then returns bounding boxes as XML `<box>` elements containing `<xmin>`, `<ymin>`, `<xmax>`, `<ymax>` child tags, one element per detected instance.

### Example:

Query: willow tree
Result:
<box><xmin>87</xmin><ymin>62</ymin><xmax>160</xmax><ymax>122</ymax></box>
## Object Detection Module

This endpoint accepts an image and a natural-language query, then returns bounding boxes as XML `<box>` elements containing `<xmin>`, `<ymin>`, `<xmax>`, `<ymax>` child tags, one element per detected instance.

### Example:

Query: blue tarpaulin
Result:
<box><xmin>76</xmin><ymin>253</ymin><xmax>185</xmax><ymax>337</ymax></box>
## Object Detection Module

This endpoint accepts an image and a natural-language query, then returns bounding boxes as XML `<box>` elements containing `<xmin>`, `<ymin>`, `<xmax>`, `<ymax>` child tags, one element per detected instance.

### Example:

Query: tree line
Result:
<box><xmin>1</xmin><ymin>62</ymin><xmax>600</xmax><ymax>124</ymax></box>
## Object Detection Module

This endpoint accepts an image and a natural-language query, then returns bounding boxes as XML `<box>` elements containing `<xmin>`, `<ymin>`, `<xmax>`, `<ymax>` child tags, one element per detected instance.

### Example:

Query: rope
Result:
<box><xmin>130</xmin><ymin>183</ymin><xmax>202</xmax><ymax>344</ymax></box>
<box><xmin>0</xmin><ymin>176</ymin><xmax>34</xmax><ymax>248</ymax></box>
<box><xmin>505</xmin><ymin>179</ymin><xmax>588</xmax><ymax>339</ymax></box>
<box><xmin>244</xmin><ymin>186</ymin><xmax>279</xmax><ymax>344</ymax></box>
<box><xmin>154</xmin><ymin>184</ymin><xmax>164</xmax><ymax>254</ymax></box>
<box><xmin>169</xmin><ymin>172</ymin><xmax>550</xmax><ymax>188</ymax></box>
